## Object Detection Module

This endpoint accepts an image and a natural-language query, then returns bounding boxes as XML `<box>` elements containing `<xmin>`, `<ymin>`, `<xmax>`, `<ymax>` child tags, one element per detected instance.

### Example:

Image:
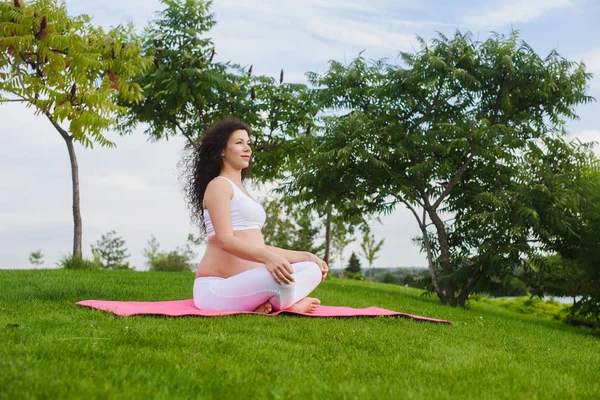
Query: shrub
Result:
<box><xmin>472</xmin><ymin>294</ymin><xmax>570</xmax><ymax>321</ymax></box>
<box><xmin>149</xmin><ymin>251</ymin><xmax>192</xmax><ymax>272</ymax></box>
<box><xmin>58</xmin><ymin>254</ymin><xmax>101</xmax><ymax>270</ymax></box>
<box><xmin>345</xmin><ymin>272</ymin><xmax>366</xmax><ymax>281</ymax></box>
<box><xmin>28</xmin><ymin>250</ymin><xmax>44</xmax><ymax>267</ymax></box>
<box><xmin>143</xmin><ymin>234</ymin><xmax>200</xmax><ymax>272</ymax></box>
<box><xmin>382</xmin><ymin>271</ymin><xmax>397</xmax><ymax>284</ymax></box>
<box><xmin>90</xmin><ymin>230</ymin><xmax>131</xmax><ymax>270</ymax></box>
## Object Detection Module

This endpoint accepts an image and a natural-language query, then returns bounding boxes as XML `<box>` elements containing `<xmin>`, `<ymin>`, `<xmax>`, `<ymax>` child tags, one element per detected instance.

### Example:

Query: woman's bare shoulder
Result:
<box><xmin>204</xmin><ymin>177</ymin><xmax>233</xmax><ymax>205</ymax></box>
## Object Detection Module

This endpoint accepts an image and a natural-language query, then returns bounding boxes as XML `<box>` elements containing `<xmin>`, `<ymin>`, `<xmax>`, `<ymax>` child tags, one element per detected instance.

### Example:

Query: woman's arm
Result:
<box><xmin>265</xmin><ymin>245</ymin><xmax>313</xmax><ymax>264</ymax></box>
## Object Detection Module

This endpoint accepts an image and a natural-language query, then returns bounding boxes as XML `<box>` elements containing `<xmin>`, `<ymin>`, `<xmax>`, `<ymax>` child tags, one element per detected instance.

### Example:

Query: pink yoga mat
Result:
<box><xmin>76</xmin><ymin>299</ymin><xmax>453</xmax><ymax>325</ymax></box>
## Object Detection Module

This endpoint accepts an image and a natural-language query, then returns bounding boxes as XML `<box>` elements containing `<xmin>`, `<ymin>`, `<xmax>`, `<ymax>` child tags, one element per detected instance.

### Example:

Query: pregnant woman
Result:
<box><xmin>181</xmin><ymin>117</ymin><xmax>328</xmax><ymax>314</ymax></box>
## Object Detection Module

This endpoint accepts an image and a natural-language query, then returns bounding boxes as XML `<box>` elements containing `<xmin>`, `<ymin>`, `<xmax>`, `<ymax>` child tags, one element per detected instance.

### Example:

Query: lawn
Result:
<box><xmin>1</xmin><ymin>269</ymin><xmax>598</xmax><ymax>399</ymax></box>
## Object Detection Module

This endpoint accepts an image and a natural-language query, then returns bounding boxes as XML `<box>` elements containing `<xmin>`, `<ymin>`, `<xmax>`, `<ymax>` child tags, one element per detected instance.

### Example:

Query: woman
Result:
<box><xmin>181</xmin><ymin>117</ymin><xmax>328</xmax><ymax>314</ymax></box>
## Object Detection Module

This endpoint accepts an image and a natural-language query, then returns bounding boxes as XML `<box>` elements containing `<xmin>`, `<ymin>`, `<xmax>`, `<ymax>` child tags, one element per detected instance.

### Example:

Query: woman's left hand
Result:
<box><xmin>309</xmin><ymin>254</ymin><xmax>328</xmax><ymax>281</ymax></box>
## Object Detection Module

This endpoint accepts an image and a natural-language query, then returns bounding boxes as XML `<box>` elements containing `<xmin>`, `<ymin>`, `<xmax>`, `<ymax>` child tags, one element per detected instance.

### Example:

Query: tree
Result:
<box><xmin>143</xmin><ymin>233</ymin><xmax>202</xmax><ymax>272</ymax></box>
<box><xmin>28</xmin><ymin>249</ymin><xmax>44</xmax><ymax>267</ymax></box>
<box><xmin>359</xmin><ymin>221</ymin><xmax>385</xmax><ymax>282</ymax></box>
<box><xmin>274</xmin><ymin>129</ymin><xmax>373</xmax><ymax>266</ymax></box>
<box><xmin>142</xmin><ymin>235</ymin><xmax>161</xmax><ymax>268</ymax></box>
<box><xmin>298</xmin><ymin>30</ymin><xmax>593</xmax><ymax>306</ymax></box>
<box><xmin>515</xmin><ymin>156</ymin><xmax>600</xmax><ymax>328</ymax></box>
<box><xmin>90</xmin><ymin>230</ymin><xmax>131</xmax><ymax>269</ymax></box>
<box><xmin>382</xmin><ymin>272</ymin><xmax>397</xmax><ymax>284</ymax></box>
<box><xmin>119</xmin><ymin>0</ymin><xmax>316</xmax><ymax>165</ymax></box>
<box><xmin>330</xmin><ymin>217</ymin><xmax>357</xmax><ymax>278</ymax></box>
<box><xmin>261</xmin><ymin>193</ymin><xmax>324</xmax><ymax>255</ymax></box>
<box><xmin>0</xmin><ymin>0</ymin><xmax>151</xmax><ymax>257</ymax></box>
<box><xmin>345</xmin><ymin>252</ymin><xmax>362</xmax><ymax>274</ymax></box>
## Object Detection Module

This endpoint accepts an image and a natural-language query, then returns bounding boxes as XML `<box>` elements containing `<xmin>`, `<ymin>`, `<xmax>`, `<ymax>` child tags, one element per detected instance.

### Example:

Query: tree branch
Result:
<box><xmin>45</xmin><ymin>111</ymin><xmax>71</xmax><ymax>142</ymax></box>
<box><xmin>172</xmin><ymin>119</ymin><xmax>195</xmax><ymax>147</ymax></box>
<box><xmin>457</xmin><ymin>268</ymin><xmax>485</xmax><ymax>304</ymax></box>
<box><xmin>432</xmin><ymin>152</ymin><xmax>475</xmax><ymax>210</ymax></box>
<box><xmin>399</xmin><ymin>198</ymin><xmax>443</xmax><ymax>297</ymax></box>
<box><xmin>406</xmin><ymin>74</ymin><xmax>447</xmax><ymax>133</ymax></box>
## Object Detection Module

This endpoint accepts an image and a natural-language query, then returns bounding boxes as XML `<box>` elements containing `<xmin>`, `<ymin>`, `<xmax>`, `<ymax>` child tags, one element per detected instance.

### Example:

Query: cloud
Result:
<box><xmin>571</xmin><ymin>48</ymin><xmax>600</xmax><ymax>90</ymax></box>
<box><xmin>463</xmin><ymin>0</ymin><xmax>574</xmax><ymax>29</ymax></box>
<box><xmin>303</xmin><ymin>17</ymin><xmax>415</xmax><ymax>51</ymax></box>
<box><xmin>578</xmin><ymin>49</ymin><xmax>600</xmax><ymax>74</ymax></box>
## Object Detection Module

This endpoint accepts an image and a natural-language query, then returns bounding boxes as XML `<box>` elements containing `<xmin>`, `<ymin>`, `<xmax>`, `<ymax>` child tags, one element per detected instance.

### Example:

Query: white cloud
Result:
<box><xmin>463</xmin><ymin>0</ymin><xmax>574</xmax><ymax>29</ymax></box>
<box><xmin>303</xmin><ymin>18</ymin><xmax>415</xmax><ymax>51</ymax></box>
<box><xmin>571</xmin><ymin>48</ymin><xmax>600</xmax><ymax>90</ymax></box>
<box><xmin>578</xmin><ymin>49</ymin><xmax>600</xmax><ymax>74</ymax></box>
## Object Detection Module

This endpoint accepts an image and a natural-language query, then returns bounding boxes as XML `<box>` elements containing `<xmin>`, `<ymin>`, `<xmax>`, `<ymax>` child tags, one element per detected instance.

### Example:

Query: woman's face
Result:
<box><xmin>221</xmin><ymin>129</ymin><xmax>252</xmax><ymax>169</ymax></box>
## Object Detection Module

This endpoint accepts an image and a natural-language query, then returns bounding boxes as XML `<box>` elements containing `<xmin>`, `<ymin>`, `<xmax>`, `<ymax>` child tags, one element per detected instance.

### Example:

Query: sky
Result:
<box><xmin>1</xmin><ymin>0</ymin><xmax>599</xmax><ymax>270</ymax></box>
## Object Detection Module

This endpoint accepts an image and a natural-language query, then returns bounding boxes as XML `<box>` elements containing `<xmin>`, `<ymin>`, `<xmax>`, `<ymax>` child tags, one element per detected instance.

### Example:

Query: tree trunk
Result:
<box><xmin>47</xmin><ymin>114</ymin><xmax>82</xmax><ymax>258</ymax></box>
<box><xmin>324</xmin><ymin>201</ymin><xmax>332</xmax><ymax>265</ymax></box>
<box><xmin>456</xmin><ymin>270</ymin><xmax>484</xmax><ymax>306</ymax></box>
<box><xmin>425</xmin><ymin>207</ymin><xmax>456</xmax><ymax>305</ymax></box>
<box><xmin>400</xmin><ymin>198</ymin><xmax>445</xmax><ymax>299</ymax></box>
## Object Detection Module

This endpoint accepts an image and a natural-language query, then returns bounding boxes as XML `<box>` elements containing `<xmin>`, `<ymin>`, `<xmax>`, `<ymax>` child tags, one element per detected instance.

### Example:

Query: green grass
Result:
<box><xmin>1</xmin><ymin>270</ymin><xmax>599</xmax><ymax>400</ymax></box>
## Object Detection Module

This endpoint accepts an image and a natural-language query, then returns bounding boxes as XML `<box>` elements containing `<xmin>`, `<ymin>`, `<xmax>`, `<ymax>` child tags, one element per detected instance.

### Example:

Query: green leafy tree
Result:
<box><xmin>297</xmin><ymin>30</ymin><xmax>593</xmax><ymax>306</ymax></box>
<box><xmin>119</xmin><ymin>0</ymin><xmax>316</xmax><ymax>170</ymax></box>
<box><xmin>515</xmin><ymin>158</ymin><xmax>600</xmax><ymax>327</ymax></box>
<box><xmin>382</xmin><ymin>272</ymin><xmax>397</xmax><ymax>284</ymax></box>
<box><xmin>28</xmin><ymin>249</ymin><xmax>44</xmax><ymax>267</ymax></box>
<box><xmin>275</xmin><ymin>133</ymin><xmax>372</xmax><ymax>266</ymax></box>
<box><xmin>261</xmin><ymin>196</ymin><xmax>295</xmax><ymax>249</ymax></box>
<box><xmin>90</xmin><ymin>230</ymin><xmax>131</xmax><ymax>270</ymax></box>
<box><xmin>262</xmin><ymin>192</ymin><xmax>324</xmax><ymax>255</ymax></box>
<box><xmin>121</xmin><ymin>0</ymin><xmax>328</xmax><ymax>263</ymax></box>
<box><xmin>345</xmin><ymin>251</ymin><xmax>365</xmax><ymax>280</ymax></box>
<box><xmin>142</xmin><ymin>235</ymin><xmax>161</xmax><ymax>267</ymax></box>
<box><xmin>330</xmin><ymin>217</ymin><xmax>357</xmax><ymax>278</ymax></box>
<box><xmin>359</xmin><ymin>222</ymin><xmax>385</xmax><ymax>282</ymax></box>
<box><xmin>0</xmin><ymin>0</ymin><xmax>151</xmax><ymax>257</ymax></box>
<box><xmin>143</xmin><ymin>233</ymin><xmax>202</xmax><ymax>272</ymax></box>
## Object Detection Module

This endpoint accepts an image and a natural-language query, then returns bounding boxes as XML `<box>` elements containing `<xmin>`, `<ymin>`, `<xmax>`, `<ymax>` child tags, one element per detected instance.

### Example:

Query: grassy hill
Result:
<box><xmin>1</xmin><ymin>269</ymin><xmax>598</xmax><ymax>399</ymax></box>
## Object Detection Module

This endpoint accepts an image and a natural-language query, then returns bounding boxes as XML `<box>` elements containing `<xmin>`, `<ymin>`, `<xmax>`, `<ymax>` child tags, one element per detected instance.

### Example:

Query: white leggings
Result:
<box><xmin>193</xmin><ymin>261</ymin><xmax>322</xmax><ymax>311</ymax></box>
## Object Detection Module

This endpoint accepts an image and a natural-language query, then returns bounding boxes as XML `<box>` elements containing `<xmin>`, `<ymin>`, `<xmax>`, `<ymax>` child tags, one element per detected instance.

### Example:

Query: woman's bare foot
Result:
<box><xmin>253</xmin><ymin>301</ymin><xmax>273</xmax><ymax>314</ymax></box>
<box><xmin>288</xmin><ymin>297</ymin><xmax>321</xmax><ymax>313</ymax></box>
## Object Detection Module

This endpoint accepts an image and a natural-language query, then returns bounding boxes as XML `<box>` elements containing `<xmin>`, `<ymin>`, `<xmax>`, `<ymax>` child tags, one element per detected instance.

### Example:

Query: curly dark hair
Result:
<box><xmin>179</xmin><ymin>117</ymin><xmax>253</xmax><ymax>235</ymax></box>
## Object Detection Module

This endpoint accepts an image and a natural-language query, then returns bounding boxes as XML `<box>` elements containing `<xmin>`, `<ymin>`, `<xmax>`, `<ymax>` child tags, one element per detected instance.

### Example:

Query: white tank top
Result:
<box><xmin>203</xmin><ymin>176</ymin><xmax>266</xmax><ymax>237</ymax></box>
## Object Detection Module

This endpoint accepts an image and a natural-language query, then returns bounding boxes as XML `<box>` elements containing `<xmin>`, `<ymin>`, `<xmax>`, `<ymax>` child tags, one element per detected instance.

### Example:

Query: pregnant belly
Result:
<box><xmin>195</xmin><ymin>229</ymin><xmax>265</xmax><ymax>278</ymax></box>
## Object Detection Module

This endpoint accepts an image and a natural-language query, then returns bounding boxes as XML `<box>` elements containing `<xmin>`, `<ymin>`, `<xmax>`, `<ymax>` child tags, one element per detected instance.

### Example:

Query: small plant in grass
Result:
<box><xmin>28</xmin><ymin>250</ymin><xmax>44</xmax><ymax>267</ymax></box>
<box><xmin>58</xmin><ymin>254</ymin><xmax>101</xmax><ymax>270</ymax></box>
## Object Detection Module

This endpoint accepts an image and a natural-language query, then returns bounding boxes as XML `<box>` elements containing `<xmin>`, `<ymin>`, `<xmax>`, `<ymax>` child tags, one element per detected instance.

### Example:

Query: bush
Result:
<box><xmin>149</xmin><ymin>251</ymin><xmax>192</xmax><ymax>272</ymax></box>
<box><xmin>472</xmin><ymin>294</ymin><xmax>569</xmax><ymax>321</ymax></box>
<box><xmin>29</xmin><ymin>250</ymin><xmax>44</xmax><ymax>267</ymax></box>
<box><xmin>58</xmin><ymin>254</ymin><xmax>101</xmax><ymax>270</ymax></box>
<box><xmin>345</xmin><ymin>272</ymin><xmax>366</xmax><ymax>281</ymax></box>
<box><xmin>143</xmin><ymin>234</ymin><xmax>200</xmax><ymax>272</ymax></box>
<box><xmin>382</xmin><ymin>271</ymin><xmax>397</xmax><ymax>284</ymax></box>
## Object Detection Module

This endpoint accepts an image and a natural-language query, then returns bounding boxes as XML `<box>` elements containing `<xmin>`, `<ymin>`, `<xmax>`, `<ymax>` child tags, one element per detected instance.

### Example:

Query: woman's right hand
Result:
<box><xmin>264</xmin><ymin>252</ymin><xmax>295</xmax><ymax>285</ymax></box>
